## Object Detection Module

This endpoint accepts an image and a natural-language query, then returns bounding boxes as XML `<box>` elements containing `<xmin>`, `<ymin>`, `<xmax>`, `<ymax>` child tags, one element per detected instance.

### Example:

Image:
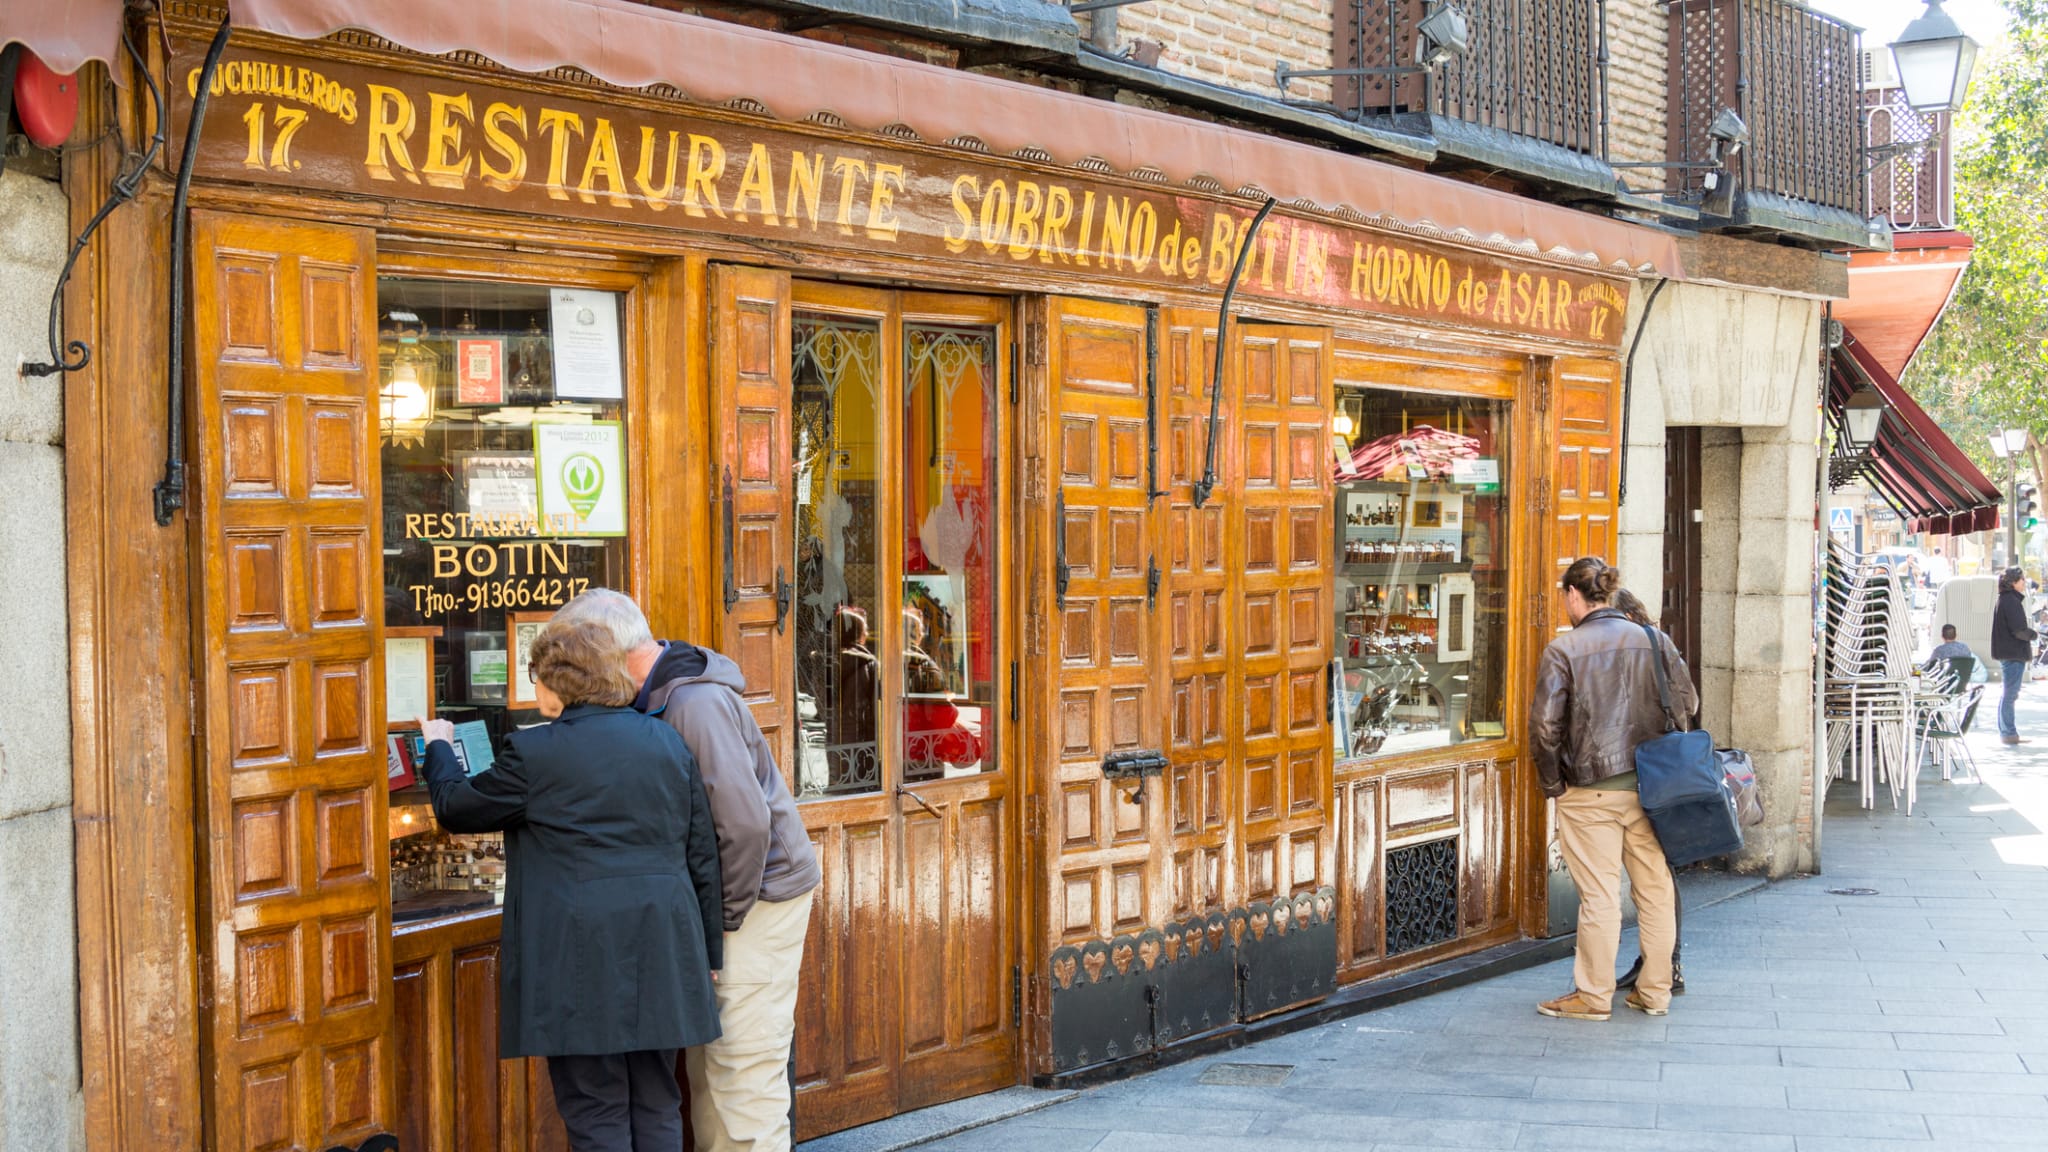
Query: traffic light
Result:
<box><xmin>2020</xmin><ymin>483</ymin><xmax>2040</xmax><ymax>531</ymax></box>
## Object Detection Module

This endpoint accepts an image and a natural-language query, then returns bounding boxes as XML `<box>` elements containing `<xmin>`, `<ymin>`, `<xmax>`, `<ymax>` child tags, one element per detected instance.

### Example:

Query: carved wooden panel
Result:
<box><xmin>1043</xmin><ymin>298</ymin><xmax>1167</xmax><ymax>954</ymax></box>
<box><xmin>714</xmin><ymin>267</ymin><xmax>796</xmax><ymax>773</ymax></box>
<box><xmin>1160</xmin><ymin>310</ymin><xmax>1232</xmax><ymax>918</ymax></box>
<box><xmin>1234</xmin><ymin>326</ymin><xmax>1333</xmax><ymax>925</ymax></box>
<box><xmin>193</xmin><ymin>212</ymin><xmax>391</xmax><ymax>1152</ymax></box>
<box><xmin>1550</xmin><ymin>358</ymin><xmax>1623</xmax><ymax>630</ymax></box>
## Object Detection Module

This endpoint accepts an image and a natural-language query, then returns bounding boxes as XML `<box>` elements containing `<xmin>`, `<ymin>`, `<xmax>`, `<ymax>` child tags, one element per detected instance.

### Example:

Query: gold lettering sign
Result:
<box><xmin>174</xmin><ymin>43</ymin><xmax>1631</xmax><ymax>346</ymax></box>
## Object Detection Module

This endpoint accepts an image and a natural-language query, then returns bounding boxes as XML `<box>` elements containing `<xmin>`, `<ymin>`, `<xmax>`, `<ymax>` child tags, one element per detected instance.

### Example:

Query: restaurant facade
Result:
<box><xmin>6</xmin><ymin>2</ymin><xmax>1880</xmax><ymax>1149</ymax></box>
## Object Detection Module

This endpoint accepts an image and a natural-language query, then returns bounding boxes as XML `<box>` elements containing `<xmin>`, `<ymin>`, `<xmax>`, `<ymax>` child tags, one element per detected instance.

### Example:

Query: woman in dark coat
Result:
<box><xmin>1992</xmin><ymin>566</ymin><xmax>2038</xmax><ymax>745</ymax></box>
<box><xmin>418</xmin><ymin>618</ymin><xmax>722</xmax><ymax>1152</ymax></box>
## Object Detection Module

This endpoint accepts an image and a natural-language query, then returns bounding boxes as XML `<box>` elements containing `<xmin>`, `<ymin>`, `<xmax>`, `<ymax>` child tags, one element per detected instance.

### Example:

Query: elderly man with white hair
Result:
<box><xmin>552</xmin><ymin>589</ymin><xmax>820</xmax><ymax>1152</ymax></box>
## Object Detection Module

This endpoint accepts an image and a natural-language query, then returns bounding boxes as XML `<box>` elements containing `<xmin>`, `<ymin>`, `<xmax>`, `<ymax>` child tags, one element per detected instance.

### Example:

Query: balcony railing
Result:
<box><xmin>1666</xmin><ymin>0</ymin><xmax>1864</xmax><ymax>221</ymax></box>
<box><xmin>1863</xmin><ymin>87</ymin><xmax>1953</xmax><ymax>232</ymax></box>
<box><xmin>1333</xmin><ymin>0</ymin><xmax>1605</xmax><ymax>158</ymax></box>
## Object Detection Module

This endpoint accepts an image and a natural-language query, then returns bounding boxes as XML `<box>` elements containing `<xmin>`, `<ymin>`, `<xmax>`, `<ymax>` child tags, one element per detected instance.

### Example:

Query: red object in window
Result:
<box><xmin>14</xmin><ymin>49</ymin><xmax>80</xmax><ymax>149</ymax></box>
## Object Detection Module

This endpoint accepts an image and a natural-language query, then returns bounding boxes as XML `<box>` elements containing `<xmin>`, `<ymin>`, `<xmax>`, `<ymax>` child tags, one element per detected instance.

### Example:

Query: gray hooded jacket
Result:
<box><xmin>639</xmin><ymin>642</ymin><xmax>821</xmax><ymax>930</ymax></box>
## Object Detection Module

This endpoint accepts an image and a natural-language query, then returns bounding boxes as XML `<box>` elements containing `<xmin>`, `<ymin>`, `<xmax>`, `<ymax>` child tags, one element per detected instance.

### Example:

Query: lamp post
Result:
<box><xmin>1990</xmin><ymin>428</ymin><xmax>2028</xmax><ymax>565</ymax></box>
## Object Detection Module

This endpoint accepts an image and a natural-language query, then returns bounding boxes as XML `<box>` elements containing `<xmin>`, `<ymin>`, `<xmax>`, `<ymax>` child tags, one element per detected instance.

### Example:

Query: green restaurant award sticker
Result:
<box><xmin>561</xmin><ymin>452</ymin><xmax>605</xmax><ymax>519</ymax></box>
<box><xmin>534</xmin><ymin>421</ymin><xmax>627</xmax><ymax>536</ymax></box>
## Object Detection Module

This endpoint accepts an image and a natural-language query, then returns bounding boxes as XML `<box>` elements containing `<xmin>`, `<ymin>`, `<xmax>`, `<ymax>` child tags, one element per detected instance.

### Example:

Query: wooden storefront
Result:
<box><xmin>64</xmin><ymin>8</ymin><xmax>1638</xmax><ymax>1149</ymax></box>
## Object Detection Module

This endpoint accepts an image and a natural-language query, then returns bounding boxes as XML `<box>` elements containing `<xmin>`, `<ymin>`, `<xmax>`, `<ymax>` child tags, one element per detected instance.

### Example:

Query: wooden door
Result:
<box><xmin>1160</xmin><ymin>309</ymin><xmax>1232</xmax><ymax>924</ymax></box>
<box><xmin>1548</xmin><ymin>358</ymin><xmax>1623</xmax><ymax>621</ymax></box>
<box><xmin>1662</xmin><ymin>424</ymin><xmax>1704</xmax><ymax>680</ymax></box>
<box><xmin>1038</xmin><ymin>295</ymin><xmax>1171</xmax><ymax>1005</ymax></box>
<box><xmin>191</xmin><ymin>211</ymin><xmax>395</xmax><ymax>1151</ymax></box>
<box><xmin>1230</xmin><ymin>324</ymin><xmax>1335</xmax><ymax>1013</ymax></box>
<box><xmin>722</xmin><ymin>279</ymin><xmax>1017</xmax><ymax>1139</ymax></box>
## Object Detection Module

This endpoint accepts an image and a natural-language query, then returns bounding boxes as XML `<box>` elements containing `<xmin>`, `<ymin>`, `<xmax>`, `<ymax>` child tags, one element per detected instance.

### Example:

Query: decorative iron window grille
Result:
<box><xmin>1332</xmin><ymin>0</ymin><xmax>1605</xmax><ymax>157</ymax></box>
<box><xmin>1665</xmin><ymin>0</ymin><xmax>1864</xmax><ymax>216</ymax></box>
<box><xmin>1385</xmin><ymin>837</ymin><xmax>1461</xmax><ymax>955</ymax></box>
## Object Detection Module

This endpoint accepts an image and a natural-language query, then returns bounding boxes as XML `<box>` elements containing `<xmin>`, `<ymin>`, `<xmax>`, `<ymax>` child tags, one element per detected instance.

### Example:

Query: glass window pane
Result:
<box><xmin>378</xmin><ymin>277</ymin><xmax>629</xmax><ymax>924</ymax></box>
<box><xmin>1331</xmin><ymin>388</ymin><xmax>1511</xmax><ymax>759</ymax></box>
<box><xmin>793</xmin><ymin>315</ymin><xmax>884</xmax><ymax>798</ymax></box>
<box><xmin>900</xmin><ymin>324</ymin><xmax>999</xmax><ymax>784</ymax></box>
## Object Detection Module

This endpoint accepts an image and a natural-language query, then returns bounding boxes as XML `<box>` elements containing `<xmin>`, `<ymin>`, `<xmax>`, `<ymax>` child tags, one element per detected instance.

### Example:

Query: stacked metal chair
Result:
<box><xmin>1823</xmin><ymin>539</ymin><xmax>1921</xmax><ymax>812</ymax></box>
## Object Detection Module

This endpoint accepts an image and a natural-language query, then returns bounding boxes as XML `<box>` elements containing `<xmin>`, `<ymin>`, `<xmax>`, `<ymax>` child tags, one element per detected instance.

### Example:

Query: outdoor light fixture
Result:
<box><xmin>1891</xmin><ymin>0</ymin><xmax>1980</xmax><ymax>114</ymax></box>
<box><xmin>1332</xmin><ymin>410</ymin><xmax>1355</xmax><ymax>438</ymax></box>
<box><xmin>1842</xmin><ymin>390</ymin><xmax>1886</xmax><ymax>451</ymax></box>
<box><xmin>1276</xmin><ymin>2</ymin><xmax>1467</xmax><ymax>94</ymax></box>
<box><xmin>1416</xmin><ymin>3</ymin><xmax>1471</xmax><ymax>67</ymax></box>
<box><xmin>1830</xmin><ymin>387</ymin><xmax>1888</xmax><ymax>488</ymax></box>
<box><xmin>1990</xmin><ymin>428</ymin><xmax>2029</xmax><ymax>459</ymax></box>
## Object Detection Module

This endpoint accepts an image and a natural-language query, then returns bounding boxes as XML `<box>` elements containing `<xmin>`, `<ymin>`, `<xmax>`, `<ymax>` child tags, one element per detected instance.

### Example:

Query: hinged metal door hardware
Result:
<box><xmin>1054</xmin><ymin>489</ymin><xmax>1070</xmax><ymax>608</ymax></box>
<box><xmin>721</xmin><ymin>466</ymin><xmax>739</xmax><ymax>612</ymax></box>
<box><xmin>1102</xmin><ymin>749</ymin><xmax>1168</xmax><ymax>804</ymax></box>
<box><xmin>1147</xmin><ymin>557</ymin><xmax>1161</xmax><ymax>609</ymax></box>
<box><xmin>773</xmin><ymin>565</ymin><xmax>792</xmax><ymax>633</ymax></box>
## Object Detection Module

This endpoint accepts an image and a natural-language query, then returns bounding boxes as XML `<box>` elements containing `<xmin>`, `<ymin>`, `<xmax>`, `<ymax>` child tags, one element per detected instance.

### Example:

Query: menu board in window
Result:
<box><xmin>377</xmin><ymin>277</ymin><xmax>631</xmax><ymax>924</ymax></box>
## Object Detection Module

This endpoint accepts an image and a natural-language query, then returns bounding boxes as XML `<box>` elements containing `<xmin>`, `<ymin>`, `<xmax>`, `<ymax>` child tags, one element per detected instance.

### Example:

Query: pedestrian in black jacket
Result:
<box><xmin>419</xmin><ymin>618</ymin><xmax>723</xmax><ymax>1152</ymax></box>
<box><xmin>1992</xmin><ymin>567</ymin><xmax>2038</xmax><ymax>745</ymax></box>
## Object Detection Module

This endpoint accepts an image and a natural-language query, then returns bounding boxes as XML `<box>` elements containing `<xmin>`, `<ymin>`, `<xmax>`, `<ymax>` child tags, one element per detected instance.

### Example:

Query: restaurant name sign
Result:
<box><xmin>177</xmin><ymin>44</ymin><xmax>1631</xmax><ymax>347</ymax></box>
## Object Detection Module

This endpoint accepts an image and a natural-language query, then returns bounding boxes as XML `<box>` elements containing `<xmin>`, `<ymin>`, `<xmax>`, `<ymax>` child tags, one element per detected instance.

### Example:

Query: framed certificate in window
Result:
<box><xmin>507</xmin><ymin>611</ymin><xmax>554</xmax><ymax>709</ymax></box>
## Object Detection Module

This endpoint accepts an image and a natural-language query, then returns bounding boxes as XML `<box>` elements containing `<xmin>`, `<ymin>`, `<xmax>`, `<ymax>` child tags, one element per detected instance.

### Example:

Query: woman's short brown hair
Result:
<box><xmin>527</xmin><ymin>619</ymin><xmax>637</xmax><ymax>708</ymax></box>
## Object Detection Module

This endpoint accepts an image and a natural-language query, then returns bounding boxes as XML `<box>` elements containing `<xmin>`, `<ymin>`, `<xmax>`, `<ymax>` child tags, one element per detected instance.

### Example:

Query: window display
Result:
<box><xmin>378</xmin><ymin>278</ymin><xmax>631</xmax><ymax>923</ymax></box>
<box><xmin>1331</xmin><ymin>388</ymin><xmax>1511</xmax><ymax>758</ymax></box>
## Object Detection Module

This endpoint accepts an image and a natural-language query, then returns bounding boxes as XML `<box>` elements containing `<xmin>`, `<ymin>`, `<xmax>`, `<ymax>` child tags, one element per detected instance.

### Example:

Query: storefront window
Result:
<box><xmin>1331</xmin><ymin>387</ymin><xmax>1511</xmax><ymax>758</ymax></box>
<box><xmin>793</xmin><ymin>316</ymin><xmax>884</xmax><ymax>798</ymax></box>
<box><xmin>900</xmin><ymin>324</ymin><xmax>997</xmax><ymax>784</ymax></box>
<box><xmin>379</xmin><ymin>278</ymin><xmax>631</xmax><ymax>923</ymax></box>
<box><xmin>791</xmin><ymin>312</ymin><xmax>1000</xmax><ymax>799</ymax></box>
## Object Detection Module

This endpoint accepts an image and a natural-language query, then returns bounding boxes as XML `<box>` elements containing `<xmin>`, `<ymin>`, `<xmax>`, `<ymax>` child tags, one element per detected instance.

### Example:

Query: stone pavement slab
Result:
<box><xmin>806</xmin><ymin>684</ymin><xmax>2048</xmax><ymax>1152</ymax></box>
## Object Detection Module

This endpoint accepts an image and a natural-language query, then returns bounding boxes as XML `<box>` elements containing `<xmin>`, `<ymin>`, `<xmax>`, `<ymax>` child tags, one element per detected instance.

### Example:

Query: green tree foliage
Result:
<box><xmin>1903</xmin><ymin>0</ymin><xmax>2048</xmax><ymax>480</ymax></box>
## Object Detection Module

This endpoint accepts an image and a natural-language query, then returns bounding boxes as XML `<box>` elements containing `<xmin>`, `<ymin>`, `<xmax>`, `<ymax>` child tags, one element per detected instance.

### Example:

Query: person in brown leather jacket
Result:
<box><xmin>1530</xmin><ymin>558</ymin><xmax>1695</xmax><ymax>1022</ymax></box>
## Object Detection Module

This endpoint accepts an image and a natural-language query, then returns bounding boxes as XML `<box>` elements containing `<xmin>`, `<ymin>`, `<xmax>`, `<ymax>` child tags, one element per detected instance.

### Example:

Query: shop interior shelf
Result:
<box><xmin>1338</xmin><ymin>561</ymin><xmax>1472</xmax><ymax>578</ymax></box>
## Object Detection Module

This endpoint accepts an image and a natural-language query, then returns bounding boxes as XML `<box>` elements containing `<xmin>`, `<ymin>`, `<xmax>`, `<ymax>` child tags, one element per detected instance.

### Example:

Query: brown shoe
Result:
<box><xmin>2003</xmin><ymin>735</ymin><xmax>2030</xmax><ymax>745</ymax></box>
<box><xmin>1537</xmin><ymin>992</ymin><xmax>1611</xmax><ymax>1021</ymax></box>
<box><xmin>1624</xmin><ymin>991</ymin><xmax>1669</xmax><ymax>1016</ymax></box>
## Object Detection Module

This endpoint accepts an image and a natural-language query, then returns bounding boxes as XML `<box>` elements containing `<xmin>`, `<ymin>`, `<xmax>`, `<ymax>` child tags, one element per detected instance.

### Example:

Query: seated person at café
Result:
<box><xmin>1924</xmin><ymin>623</ymin><xmax>1972</xmax><ymax>672</ymax></box>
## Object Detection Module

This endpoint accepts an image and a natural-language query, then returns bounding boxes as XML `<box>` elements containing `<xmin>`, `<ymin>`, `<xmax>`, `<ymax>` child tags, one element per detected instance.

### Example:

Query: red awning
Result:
<box><xmin>225</xmin><ymin>0</ymin><xmax>1682</xmax><ymax>277</ymax></box>
<box><xmin>1830</xmin><ymin>329</ymin><xmax>2001</xmax><ymax>536</ymax></box>
<box><xmin>0</xmin><ymin>0</ymin><xmax>127</xmax><ymax>80</ymax></box>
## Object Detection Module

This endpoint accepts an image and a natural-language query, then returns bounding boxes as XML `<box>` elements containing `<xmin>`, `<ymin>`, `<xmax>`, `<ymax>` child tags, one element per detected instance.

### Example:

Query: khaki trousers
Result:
<box><xmin>1555</xmin><ymin>786</ymin><xmax>1675</xmax><ymax>1012</ymax></box>
<box><xmin>686</xmin><ymin>891</ymin><xmax>814</xmax><ymax>1152</ymax></box>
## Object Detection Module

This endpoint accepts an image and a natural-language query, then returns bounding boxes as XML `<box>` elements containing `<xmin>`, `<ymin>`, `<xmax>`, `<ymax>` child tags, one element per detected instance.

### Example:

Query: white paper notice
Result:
<box><xmin>549</xmin><ymin>288</ymin><xmax>624</xmax><ymax>400</ymax></box>
<box><xmin>385</xmin><ymin>637</ymin><xmax>431</xmax><ymax>725</ymax></box>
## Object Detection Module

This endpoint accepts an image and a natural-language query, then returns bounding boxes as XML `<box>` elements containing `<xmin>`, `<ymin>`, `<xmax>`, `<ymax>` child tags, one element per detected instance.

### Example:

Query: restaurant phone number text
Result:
<box><xmin>408</xmin><ymin>577</ymin><xmax>593</xmax><ymax>618</ymax></box>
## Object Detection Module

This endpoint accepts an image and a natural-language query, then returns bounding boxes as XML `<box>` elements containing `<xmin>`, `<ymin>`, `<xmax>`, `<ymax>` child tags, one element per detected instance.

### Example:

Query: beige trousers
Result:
<box><xmin>1555</xmin><ymin>786</ymin><xmax>1675</xmax><ymax>1012</ymax></box>
<box><xmin>687</xmin><ymin>891</ymin><xmax>814</xmax><ymax>1152</ymax></box>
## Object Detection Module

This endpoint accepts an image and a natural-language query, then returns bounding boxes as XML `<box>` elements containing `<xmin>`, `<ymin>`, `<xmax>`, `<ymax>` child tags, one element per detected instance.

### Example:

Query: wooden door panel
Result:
<box><xmin>1042</xmin><ymin>298</ymin><xmax>1166</xmax><ymax>957</ymax></box>
<box><xmin>714</xmin><ymin>266</ymin><xmax>796</xmax><ymax>783</ymax></box>
<box><xmin>1160</xmin><ymin>309</ymin><xmax>1234</xmax><ymax>920</ymax></box>
<box><xmin>794</xmin><ymin>820</ymin><xmax>896</xmax><ymax>1136</ymax></box>
<box><xmin>193</xmin><ymin>211</ymin><xmax>393</xmax><ymax>1152</ymax></box>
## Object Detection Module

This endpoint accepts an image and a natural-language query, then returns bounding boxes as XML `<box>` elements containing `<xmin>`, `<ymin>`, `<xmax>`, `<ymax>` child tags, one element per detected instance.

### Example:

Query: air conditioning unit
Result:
<box><xmin>1861</xmin><ymin>47</ymin><xmax>1900</xmax><ymax>91</ymax></box>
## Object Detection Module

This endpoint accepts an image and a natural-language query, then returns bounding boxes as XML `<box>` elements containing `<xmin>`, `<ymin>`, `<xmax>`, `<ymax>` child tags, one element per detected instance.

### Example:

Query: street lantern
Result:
<box><xmin>1890</xmin><ymin>0</ymin><xmax>1980</xmax><ymax>115</ymax></box>
<box><xmin>1842</xmin><ymin>389</ymin><xmax>1886</xmax><ymax>451</ymax></box>
<box><xmin>1989</xmin><ymin>428</ymin><xmax>2028</xmax><ymax>459</ymax></box>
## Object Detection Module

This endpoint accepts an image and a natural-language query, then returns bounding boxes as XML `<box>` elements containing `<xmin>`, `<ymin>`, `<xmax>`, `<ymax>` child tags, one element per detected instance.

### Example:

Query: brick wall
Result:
<box><xmin>1085</xmin><ymin>1</ymin><xmax>1334</xmax><ymax>104</ymax></box>
<box><xmin>1606</xmin><ymin>0</ymin><xmax>1670</xmax><ymax>187</ymax></box>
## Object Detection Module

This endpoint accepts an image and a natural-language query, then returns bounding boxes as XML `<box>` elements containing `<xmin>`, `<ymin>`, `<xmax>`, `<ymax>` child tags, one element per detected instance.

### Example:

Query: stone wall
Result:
<box><xmin>1616</xmin><ymin>276</ymin><xmax>1826</xmax><ymax>877</ymax></box>
<box><xmin>0</xmin><ymin>169</ymin><xmax>82</xmax><ymax>1152</ymax></box>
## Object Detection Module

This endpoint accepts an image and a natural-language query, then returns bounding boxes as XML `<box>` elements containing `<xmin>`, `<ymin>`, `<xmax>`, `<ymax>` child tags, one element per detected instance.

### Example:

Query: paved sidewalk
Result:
<box><xmin>914</xmin><ymin>684</ymin><xmax>2048</xmax><ymax>1151</ymax></box>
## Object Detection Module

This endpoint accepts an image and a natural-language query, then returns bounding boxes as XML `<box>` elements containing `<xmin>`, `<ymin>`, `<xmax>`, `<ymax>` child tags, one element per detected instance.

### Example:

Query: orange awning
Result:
<box><xmin>1832</xmin><ymin>231</ymin><xmax>1973</xmax><ymax>381</ymax></box>
<box><xmin>226</xmin><ymin>0</ymin><xmax>1682</xmax><ymax>277</ymax></box>
<box><xmin>1831</xmin><ymin>330</ymin><xmax>2000</xmax><ymax>536</ymax></box>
